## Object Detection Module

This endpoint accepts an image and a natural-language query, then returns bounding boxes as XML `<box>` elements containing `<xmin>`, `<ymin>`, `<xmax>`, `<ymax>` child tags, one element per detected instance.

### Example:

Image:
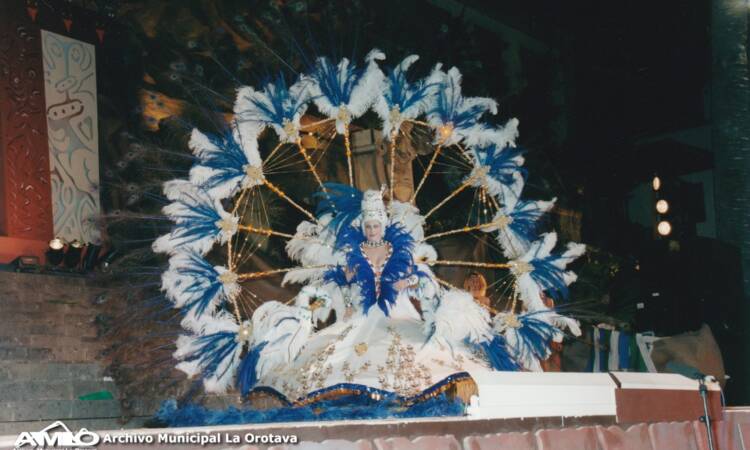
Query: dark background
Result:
<box><xmin>37</xmin><ymin>0</ymin><xmax>748</xmax><ymax>402</ymax></box>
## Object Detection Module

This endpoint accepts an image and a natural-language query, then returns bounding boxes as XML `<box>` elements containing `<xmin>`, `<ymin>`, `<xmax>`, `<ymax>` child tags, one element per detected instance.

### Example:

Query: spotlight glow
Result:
<box><xmin>656</xmin><ymin>199</ymin><xmax>669</xmax><ymax>214</ymax></box>
<box><xmin>652</xmin><ymin>176</ymin><xmax>661</xmax><ymax>191</ymax></box>
<box><xmin>657</xmin><ymin>220</ymin><xmax>672</xmax><ymax>236</ymax></box>
<box><xmin>49</xmin><ymin>238</ymin><xmax>64</xmax><ymax>250</ymax></box>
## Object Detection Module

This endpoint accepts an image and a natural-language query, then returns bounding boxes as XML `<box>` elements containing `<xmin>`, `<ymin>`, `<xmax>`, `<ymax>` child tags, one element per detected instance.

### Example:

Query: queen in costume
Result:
<box><xmin>237</xmin><ymin>184</ymin><xmax>524</xmax><ymax>403</ymax></box>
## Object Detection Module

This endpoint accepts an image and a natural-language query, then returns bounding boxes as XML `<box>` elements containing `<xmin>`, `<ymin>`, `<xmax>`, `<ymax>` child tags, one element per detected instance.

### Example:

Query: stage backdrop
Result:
<box><xmin>41</xmin><ymin>29</ymin><xmax>101</xmax><ymax>244</ymax></box>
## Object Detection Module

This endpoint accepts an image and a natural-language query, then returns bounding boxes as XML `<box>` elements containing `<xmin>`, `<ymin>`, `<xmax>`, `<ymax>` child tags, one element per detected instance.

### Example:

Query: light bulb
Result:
<box><xmin>655</xmin><ymin>199</ymin><xmax>669</xmax><ymax>214</ymax></box>
<box><xmin>657</xmin><ymin>220</ymin><xmax>672</xmax><ymax>236</ymax></box>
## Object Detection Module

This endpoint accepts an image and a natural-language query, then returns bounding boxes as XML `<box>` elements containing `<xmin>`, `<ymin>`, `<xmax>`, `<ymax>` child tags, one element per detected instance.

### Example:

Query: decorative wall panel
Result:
<box><xmin>41</xmin><ymin>30</ymin><xmax>101</xmax><ymax>244</ymax></box>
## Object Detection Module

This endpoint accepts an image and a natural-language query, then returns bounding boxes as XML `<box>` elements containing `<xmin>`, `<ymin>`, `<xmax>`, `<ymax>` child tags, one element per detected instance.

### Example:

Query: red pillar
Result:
<box><xmin>0</xmin><ymin>0</ymin><xmax>54</xmax><ymax>262</ymax></box>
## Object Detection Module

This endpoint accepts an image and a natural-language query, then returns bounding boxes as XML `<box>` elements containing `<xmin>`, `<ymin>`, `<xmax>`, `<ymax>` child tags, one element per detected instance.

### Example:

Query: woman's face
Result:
<box><xmin>364</xmin><ymin>220</ymin><xmax>383</xmax><ymax>243</ymax></box>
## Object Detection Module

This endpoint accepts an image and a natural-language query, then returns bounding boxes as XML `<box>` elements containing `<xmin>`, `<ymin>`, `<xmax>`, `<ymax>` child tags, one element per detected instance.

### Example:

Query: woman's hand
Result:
<box><xmin>394</xmin><ymin>275</ymin><xmax>418</xmax><ymax>291</ymax></box>
<box><xmin>393</xmin><ymin>279</ymin><xmax>410</xmax><ymax>291</ymax></box>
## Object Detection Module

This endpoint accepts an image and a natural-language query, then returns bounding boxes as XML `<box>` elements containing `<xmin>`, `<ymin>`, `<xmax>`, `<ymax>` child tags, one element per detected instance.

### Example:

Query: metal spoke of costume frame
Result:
<box><xmin>388</xmin><ymin>129</ymin><xmax>399</xmax><ymax>201</ymax></box>
<box><xmin>296</xmin><ymin>139</ymin><xmax>330</xmax><ymax>200</ymax></box>
<box><xmin>344</xmin><ymin>125</ymin><xmax>354</xmax><ymax>187</ymax></box>
<box><xmin>411</xmin><ymin>144</ymin><xmax>443</xmax><ymax>202</ymax></box>
<box><xmin>424</xmin><ymin>259</ymin><xmax>511</xmax><ymax>270</ymax></box>
<box><xmin>238</xmin><ymin>264</ymin><xmax>331</xmax><ymax>281</ymax></box>
<box><xmin>263</xmin><ymin>179</ymin><xmax>317</xmax><ymax>222</ymax></box>
<box><xmin>422</xmin><ymin>218</ymin><xmax>508</xmax><ymax>241</ymax></box>
<box><xmin>238</xmin><ymin>224</ymin><xmax>294</xmax><ymax>239</ymax></box>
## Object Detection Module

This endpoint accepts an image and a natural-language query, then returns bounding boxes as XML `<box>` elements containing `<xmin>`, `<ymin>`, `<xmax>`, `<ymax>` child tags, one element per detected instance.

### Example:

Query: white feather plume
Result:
<box><xmin>283</xmin><ymin>219</ymin><xmax>345</xmax><ymax>285</ymax></box>
<box><xmin>430</xmin><ymin>289</ymin><xmax>492</xmax><ymax>346</ymax></box>
<box><xmin>374</xmin><ymin>54</ymin><xmax>437</xmax><ymax>136</ymax></box>
<box><xmin>310</xmin><ymin>49</ymin><xmax>386</xmax><ymax>134</ymax></box>
<box><xmin>511</xmin><ymin>232</ymin><xmax>586</xmax><ymax>312</ymax></box>
<box><xmin>426</xmin><ymin>67</ymin><xmax>498</xmax><ymax>146</ymax></box>
<box><xmin>152</xmin><ymin>183</ymin><xmax>237</xmax><ymax>256</ymax></box>
<box><xmin>160</xmin><ymin>254</ymin><xmax>238</xmax><ymax>317</ymax></box>
<box><xmin>251</xmin><ymin>301</ymin><xmax>314</xmax><ymax>378</ymax></box>
<box><xmin>485</xmin><ymin>198</ymin><xmax>556</xmax><ymax>259</ymax></box>
<box><xmin>173</xmin><ymin>311</ymin><xmax>241</xmax><ymax>393</ymax></box>
<box><xmin>389</xmin><ymin>200</ymin><xmax>425</xmax><ymax>241</ymax></box>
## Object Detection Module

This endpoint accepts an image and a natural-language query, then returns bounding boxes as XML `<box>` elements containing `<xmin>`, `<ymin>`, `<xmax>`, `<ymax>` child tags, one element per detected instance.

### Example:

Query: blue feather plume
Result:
<box><xmin>236</xmin><ymin>74</ymin><xmax>309</xmax><ymax>129</ymax></box>
<box><xmin>164</xmin><ymin>191</ymin><xmax>224</xmax><ymax>251</ymax></box>
<box><xmin>173</xmin><ymin>252</ymin><xmax>228</xmax><ymax>317</ymax></box>
<box><xmin>511</xmin><ymin>312</ymin><xmax>560</xmax><ymax>362</ymax></box>
<box><xmin>310</xmin><ymin>57</ymin><xmax>367</xmax><ymax>107</ymax></box>
<box><xmin>529</xmin><ymin>256</ymin><xmax>571</xmax><ymax>302</ymax></box>
<box><xmin>183</xmin><ymin>331</ymin><xmax>239</xmax><ymax>382</ymax></box>
<box><xmin>426</xmin><ymin>68</ymin><xmax>496</xmax><ymax>139</ymax></box>
<box><xmin>314</xmin><ymin>183</ymin><xmax>363</xmax><ymax>235</ymax></box>
<box><xmin>477</xmin><ymin>335</ymin><xmax>521</xmax><ymax>371</ymax></box>
<box><xmin>473</xmin><ymin>143</ymin><xmax>528</xmax><ymax>186</ymax></box>
<box><xmin>189</xmin><ymin>130</ymin><xmax>250</xmax><ymax>196</ymax></box>
<box><xmin>506</xmin><ymin>200</ymin><xmax>550</xmax><ymax>244</ymax></box>
<box><xmin>382</xmin><ymin>62</ymin><xmax>434</xmax><ymax>115</ymax></box>
<box><xmin>236</xmin><ymin>342</ymin><xmax>268</xmax><ymax>396</ymax></box>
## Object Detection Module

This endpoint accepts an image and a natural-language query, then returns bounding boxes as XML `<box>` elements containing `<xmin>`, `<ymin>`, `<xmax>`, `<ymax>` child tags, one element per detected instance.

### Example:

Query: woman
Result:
<box><xmin>331</xmin><ymin>187</ymin><xmax>423</xmax><ymax>320</ymax></box>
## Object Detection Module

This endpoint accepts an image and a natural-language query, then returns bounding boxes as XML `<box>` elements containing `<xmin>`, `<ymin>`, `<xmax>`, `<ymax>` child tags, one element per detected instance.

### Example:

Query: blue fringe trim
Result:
<box><xmin>154</xmin><ymin>374</ymin><xmax>471</xmax><ymax>427</ymax></box>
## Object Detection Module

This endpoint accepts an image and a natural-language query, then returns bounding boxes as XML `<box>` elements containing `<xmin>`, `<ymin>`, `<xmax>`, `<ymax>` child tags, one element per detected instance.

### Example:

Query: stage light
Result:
<box><xmin>657</xmin><ymin>220</ymin><xmax>672</xmax><ymax>236</ymax></box>
<box><xmin>652</xmin><ymin>176</ymin><xmax>661</xmax><ymax>191</ymax></box>
<box><xmin>11</xmin><ymin>255</ymin><xmax>40</xmax><ymax>273</ymax></box>
<box><xmin>81</xmin><ymin>244</ymin><xmax>102</xmax><ymax>271</ymax></box>
<box><xmin>49</xmin><ymin>237</ymin><xmax>64</xmax><ymax>250</ymax></box>
<box><xmin>63</xmin><ymin>239</ymin><xmax>84</xmax><ymax>268</ymax></box>
<box><xmin>656</xmin><ymin>199</ymin><xmax>669</xmax><ymax>214</ymax></box>
<box><xmin>46</xmin><ymin>238</ymin><xmax>65</xmax><ymax>266</ymax></box>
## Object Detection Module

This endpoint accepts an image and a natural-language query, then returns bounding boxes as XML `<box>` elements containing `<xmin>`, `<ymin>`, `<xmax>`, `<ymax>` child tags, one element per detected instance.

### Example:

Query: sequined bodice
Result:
<box><xmin>360</xmin><ymin>242</ymin><xmax>393</xmax><ymax>297</ymax></box>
